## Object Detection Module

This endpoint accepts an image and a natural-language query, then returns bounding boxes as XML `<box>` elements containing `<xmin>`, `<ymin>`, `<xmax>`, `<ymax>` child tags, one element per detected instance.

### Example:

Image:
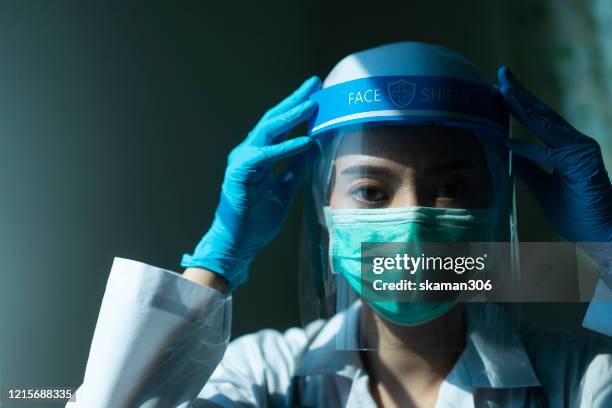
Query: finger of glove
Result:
<box><xmin>251</xmin><ymin>136</ymin><xmax>313</xmax><ymax>168</ymax></box>
<box><xmin>506</xmin><ymin>138</ymin><xmax>555</xmax><ymax>166</ymax></box>
<box><xmin>257</xmin><ymin>76</ymin><xmax>321</xmax><ymax>126</ymax></box>
<box><xmin>247</xmin><ymin>100</ymin><xmax>316</xmax><ymax>146</ymax></box>
<box><xmin>512</xmin><ymin>155</ymin><xmax>553</xmax><ymax>207</ymax></box>
<box><xmin>498</xmin><ymin>66</ymin><xmax>578</xmax><ymax>148</ymax></box>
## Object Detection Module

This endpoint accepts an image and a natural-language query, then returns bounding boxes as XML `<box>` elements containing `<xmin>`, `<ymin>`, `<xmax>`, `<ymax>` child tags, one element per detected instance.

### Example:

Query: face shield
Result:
<box><xmin>296</xmin><ymin>42</ymin><xmax>514</xmax><ymax>351</ymax></box>
<box><xmin>297</xmin><ymin>42</ymin><xmax>589</xmax><ymax>352</ymax></box>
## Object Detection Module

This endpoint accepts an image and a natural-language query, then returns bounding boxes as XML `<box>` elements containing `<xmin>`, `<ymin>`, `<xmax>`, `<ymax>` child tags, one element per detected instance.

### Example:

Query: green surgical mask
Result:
<box><xmin>324</xmin><ymin>206</ymin><xmax>496</xmax><ymax>326</ymax></box>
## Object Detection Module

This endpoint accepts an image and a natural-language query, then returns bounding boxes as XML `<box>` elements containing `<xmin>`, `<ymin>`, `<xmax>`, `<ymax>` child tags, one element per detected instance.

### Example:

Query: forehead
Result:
<box><xmin>333</xmin><ymin>125</ymin><xmax>486</xmax><ymax>168</ymax></box>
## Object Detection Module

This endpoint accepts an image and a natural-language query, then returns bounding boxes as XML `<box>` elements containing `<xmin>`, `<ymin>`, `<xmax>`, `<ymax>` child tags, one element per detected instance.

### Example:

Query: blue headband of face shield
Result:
<box><xmin>308</xmin><ymin>75</ymin><xmax>509</xmax><ymax>140</ymax></box>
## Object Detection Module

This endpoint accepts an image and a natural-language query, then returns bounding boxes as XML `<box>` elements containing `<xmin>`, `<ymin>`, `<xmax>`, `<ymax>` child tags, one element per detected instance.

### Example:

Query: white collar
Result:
<box><xmin>295</xmin><ymin>302</ymin><xmax>541</xmax><ymax>390</ymax></box>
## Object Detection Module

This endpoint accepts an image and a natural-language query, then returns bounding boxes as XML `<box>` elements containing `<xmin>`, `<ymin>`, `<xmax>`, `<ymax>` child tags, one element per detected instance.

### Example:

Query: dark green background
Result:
<box><xmin>0</xmin><ymin>2</ymin><xmax>590</xmax><ymax>406</ymax></box>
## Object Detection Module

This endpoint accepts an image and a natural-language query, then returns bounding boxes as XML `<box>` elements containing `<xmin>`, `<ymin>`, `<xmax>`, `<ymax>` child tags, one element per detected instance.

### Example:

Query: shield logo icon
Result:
<box><xmin>387</xmin><ymin>79</ymin><xmax>416</xmax><ymax>108</ymax></box>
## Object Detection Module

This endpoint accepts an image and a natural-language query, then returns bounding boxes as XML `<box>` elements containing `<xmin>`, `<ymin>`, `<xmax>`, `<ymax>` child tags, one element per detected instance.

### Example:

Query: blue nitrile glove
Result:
<box><xmin>498</xmin><ymin>66</ymin><xmax>612</xmax><ymax>246</ymax></box>
<box><xmin>181</xmin><ymin>76</ymin><xmax>321</xmax><ymax>291</ymax></box>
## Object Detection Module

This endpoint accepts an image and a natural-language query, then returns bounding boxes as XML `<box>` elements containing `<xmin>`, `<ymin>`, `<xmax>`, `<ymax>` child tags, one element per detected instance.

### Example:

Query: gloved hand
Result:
<box><xmin>498</xmin><ymin>66</ymin><xmax>612</xmax><ymax>245</ymax></box>
<box><xmin>182</xmin><ymin>76</ymin><xmax>321</xmax><ymax>291</ymax></box>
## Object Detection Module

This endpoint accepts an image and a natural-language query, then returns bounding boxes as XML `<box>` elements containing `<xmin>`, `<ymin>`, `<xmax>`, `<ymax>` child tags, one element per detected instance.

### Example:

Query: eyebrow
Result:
<box><xmin>339</xmin><ymin>165</ymin><xmax>403</xmax><ymax>184</ymax></box>
<box><xmin>339</xmin><ymin>161</ymin><xmax>478</xmax><ymax>182</ymax></box>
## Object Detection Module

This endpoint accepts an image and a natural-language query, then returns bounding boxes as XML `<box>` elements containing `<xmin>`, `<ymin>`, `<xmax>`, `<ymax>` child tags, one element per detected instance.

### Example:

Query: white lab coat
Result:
<box><xmin>68</xmin><ymin>258</ymin><xmax>612</xmax><ymax>407</ymax></box>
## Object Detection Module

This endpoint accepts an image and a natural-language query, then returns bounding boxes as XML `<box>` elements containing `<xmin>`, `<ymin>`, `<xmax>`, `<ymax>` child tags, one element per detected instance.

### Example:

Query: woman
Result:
<box><xmin>70</xmin><ymin>42</ymin><xmax>612</xmax><ymax>407</ymax></box>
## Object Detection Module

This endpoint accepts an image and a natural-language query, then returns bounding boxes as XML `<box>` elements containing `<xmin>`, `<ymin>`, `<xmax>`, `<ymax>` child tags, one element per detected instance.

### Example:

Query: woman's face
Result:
<box><xmin>329</xmin><ymin>126</ymin><xmax>491</xmax><ymax>209</ymax></box>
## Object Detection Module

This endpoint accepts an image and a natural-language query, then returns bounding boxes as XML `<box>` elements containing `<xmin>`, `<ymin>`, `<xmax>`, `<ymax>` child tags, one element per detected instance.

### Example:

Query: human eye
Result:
<box><xmin>348</xmin><ymin>182</ymin><xmax>389</xmax><ymax>206</ymax></box>
<box><xmin>431</xmin><ymin>180</ymin><xmax>466</xmax><ymax>199</ymax></box>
